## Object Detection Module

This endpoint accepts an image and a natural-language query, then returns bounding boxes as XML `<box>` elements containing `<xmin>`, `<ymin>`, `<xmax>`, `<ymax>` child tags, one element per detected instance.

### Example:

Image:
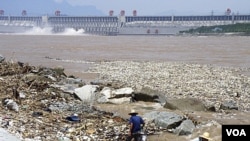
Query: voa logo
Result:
<box><xmin>226</xmin><ymin>129</ymin><xmax>246</xmax><ymax>136</ymax></box>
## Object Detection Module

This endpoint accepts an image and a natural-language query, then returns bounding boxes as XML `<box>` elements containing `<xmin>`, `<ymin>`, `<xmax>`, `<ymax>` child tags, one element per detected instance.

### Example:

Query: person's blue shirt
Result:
<box><xmin>129</xmin><ymin>115</ymin><xmax>145</xmax><ymax>133</ymax></box>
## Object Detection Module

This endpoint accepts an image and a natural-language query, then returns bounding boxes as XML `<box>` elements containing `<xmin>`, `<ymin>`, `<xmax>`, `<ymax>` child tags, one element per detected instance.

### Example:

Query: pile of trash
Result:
<box><xmin>0</xmin><ymin>60</ymin><xmax>129</xmax><ymax>140</ymax></box>
<box><xmin>0</xmin><ymin>60</ymin><xmax>168</xmax><ymax>141</ymax></box>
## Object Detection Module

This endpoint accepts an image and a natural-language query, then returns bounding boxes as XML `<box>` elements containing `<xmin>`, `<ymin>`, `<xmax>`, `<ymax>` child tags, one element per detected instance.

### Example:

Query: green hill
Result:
<box><xmin>180</xmin><ymin>23</ymin><xmax>250</xmax><ymax>35</ymax></box>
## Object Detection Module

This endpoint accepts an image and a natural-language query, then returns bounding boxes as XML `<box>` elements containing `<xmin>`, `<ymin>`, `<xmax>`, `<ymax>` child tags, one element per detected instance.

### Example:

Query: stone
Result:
<box><xmin>133</xmin><ymin>87</ymin><xmax>166</xmax><ymax>105</ymax></box>
<box><xmin>112</xmin><ymin>87</ymin><xmax>134</xmax><ymax>95</ymax></box>
<box><xmin>108</xmin><ymin>97</ymin><xmax>131</xmax><ymax>104</ymax></box>
<box><xmin>220</xmin><ymin>100</ymin><xmax>238</xmax><ymax>110</ymax></box>
<box><xmin>0</xmin><ymin>54</ymin><xmax>5</xmax><ymax>63</ymax></box>
<box><xmin>164</xmin><ymin>98</ymin><xmax>207</xmax><ymax>111</ymax></box>
<box><xmin>174</xmin><ymin>119</ymin><xmax>195</xmax><ymax>135</ymax></box>
<box><xmin>74</xmin><ymin>85</ymin><xmax>99</xmax><ymax>103</ymax></box>
<box><xmin>4</xmin><ymin>99</ymin><xmax>19</xmax><ymax>112</ymax></box>
<box><xmin>143</xmin><ymin>111</ymin><xmax>183</xmax><ymax>129</ymax></box>
<box><xmin>97</xmin><ymin>87</ymin><xmax>133</xmax><ymax>104</ymax></box>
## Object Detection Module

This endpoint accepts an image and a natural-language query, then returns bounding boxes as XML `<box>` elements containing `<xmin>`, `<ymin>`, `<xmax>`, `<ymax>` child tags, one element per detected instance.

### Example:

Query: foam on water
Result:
<box><xmin>61</xmin><ymin>28</ymin><xmax>85</xmax><ymax>35</ymax></box>
<box><xmin>24</xmin><ymin>27</ymin><xmax>53</xmax><ymax>35</ymax></box>
<box><xmin>23</xmin><ymin>26</ymin><xmax>86</xmax><ymax>36</ymax></box>
<box><xmin>45</xmin><ymin>56</ymin><xmax>95</xmax><ymax>64</ymax></box>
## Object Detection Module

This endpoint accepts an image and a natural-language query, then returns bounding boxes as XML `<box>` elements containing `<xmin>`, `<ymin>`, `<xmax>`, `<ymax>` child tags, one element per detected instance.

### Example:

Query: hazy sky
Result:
<box><xmin>1</xmin><ymin>0</ymin><xmax>250</xmax><ymax>16</ymax></box>
<box><xmin>63</xmin><ymin>0</ymin><xmax>250</xmax><ymax>14</ymax></box>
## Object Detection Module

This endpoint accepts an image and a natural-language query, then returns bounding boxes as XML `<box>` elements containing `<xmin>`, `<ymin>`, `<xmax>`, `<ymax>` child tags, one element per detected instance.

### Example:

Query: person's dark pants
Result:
<box><xmin>126</xmin><ymin>133</ymin><xmax>140</xmax><ymax>141</ymax></box>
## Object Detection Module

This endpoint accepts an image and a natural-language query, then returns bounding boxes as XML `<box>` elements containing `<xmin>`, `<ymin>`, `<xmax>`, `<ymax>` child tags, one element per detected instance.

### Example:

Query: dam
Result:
<box><xmin>0</xmin><ymin>13</ymin><xmax>250</xmax><ymax>35</ymax></box>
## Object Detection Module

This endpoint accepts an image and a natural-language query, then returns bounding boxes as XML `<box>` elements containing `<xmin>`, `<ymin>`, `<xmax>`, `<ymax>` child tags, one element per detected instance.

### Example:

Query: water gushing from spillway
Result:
<box><xmin>23</xmin><ymin>27</ymin><xmax>86</xmax><ymax>36</ymax></box>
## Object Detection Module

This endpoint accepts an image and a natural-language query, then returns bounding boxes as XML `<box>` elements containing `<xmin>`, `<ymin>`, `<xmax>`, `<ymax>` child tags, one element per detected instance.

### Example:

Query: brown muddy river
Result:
<box><xmin>1</xmin><ymin>35</ymin><xmax>250</xmax><ymax>68</ymax></box>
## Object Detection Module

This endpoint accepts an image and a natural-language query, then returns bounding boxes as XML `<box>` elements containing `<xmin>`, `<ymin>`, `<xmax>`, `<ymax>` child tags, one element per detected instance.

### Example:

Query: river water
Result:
<box><xmin>1</xmin><ymin>34</ymin><xmax>250</xmax><ymax>78</ymax></box>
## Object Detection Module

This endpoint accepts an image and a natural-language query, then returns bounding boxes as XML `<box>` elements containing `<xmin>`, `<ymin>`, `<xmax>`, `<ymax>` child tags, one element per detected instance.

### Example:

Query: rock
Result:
<box><xmin>164</xmin><ymin>98</ymin><xmax>207</xmax><ymax>111</ymax></box>
<box><xmin>74</xmin><ymin>85</ymin><xmax>99</xmax><ymax>103</ymax></box>
<box><xmin>143</xmin><ymin>111</ymin><xmax>183</xmax><ymax>129</ymax></box>
<box><xmin>52</xmin><ymin>83</ymin><xmax>78</xmax><ymax>94</ymax></box>
<box><xmin>51</xmin><ymin>77</ymin><xmax>85</xmax><ymax>94</ymax></box>
<box><xmin>112</xmin><ymin>87</ymin><xmax>134</xmax><ymax>95</ymax></box>
<box><xmin>4</xmin><ymin>99</ymin><xmax>19</xmax><ymax>112</ymax></box>
<box><xmin>133</xmin><ymin>87</ymin><xmax>167</xmax><ymax>105</ymax></box>
<box><xmin>97</xmin><ymin>87</ymin><xmax>133</xmax><ymax>104</ymax></box>
<box><xmin>97</xmin><ymin>87</ymin><xmax>112</xmax><ymax>103</ymax></box>
<box><xmin>0</xmin><ymin>54</ymin><xmax>5</xmax><ymax>63</ymax></box>
<box><xmin>107</xmin><ymin>97</ymin><xmax>131</xmax><ymax>104</ymax></box>
<box><xmin>220</xmin><ymin>100</ymin><xmax>238</xmax><ymax>110</ymax></box>
<box><xmin>90</xmin><ymin>80</ymin><xmax>124</xmax><ymax>89</ymax></box>
<box><xmin>174</xmin><ymin>119</ymin><xmax>196</xmax><ymax>135</ymax></box>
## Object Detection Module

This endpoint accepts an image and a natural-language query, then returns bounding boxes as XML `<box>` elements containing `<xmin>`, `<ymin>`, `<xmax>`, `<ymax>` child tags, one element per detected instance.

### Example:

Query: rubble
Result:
<box><xmin>0</xmin><ymin>60</ymin><xmax>174</xmax><ymax>141</ymax></box>
<box><xmin>3</xmin><ymin>99</ymin><xmax>19</xmax><ymax>112</ymax></box>
<box><xmin>2</xmin><ymin>59</ymin><xmax>246</xmax><ymax>141</ymax></box>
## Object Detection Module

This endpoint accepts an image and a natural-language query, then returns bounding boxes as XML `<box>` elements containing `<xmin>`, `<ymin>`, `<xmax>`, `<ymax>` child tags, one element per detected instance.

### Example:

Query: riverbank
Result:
<box><xmin>1</xmin><ymin>58</ymin><xmax>250</xmax><ymax>141</ymax></box>
<box><xmin>87</xmin><ymin>60</ymin><xmax>250</xmax><ymax>112</ymax></box>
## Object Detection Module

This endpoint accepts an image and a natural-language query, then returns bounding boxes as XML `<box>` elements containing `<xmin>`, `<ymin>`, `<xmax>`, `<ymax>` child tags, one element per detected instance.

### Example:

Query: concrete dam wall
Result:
<box><xmin>0</xmin><ymin>14</ymin><xmax>250</xmax><ymax>35</ymax></box>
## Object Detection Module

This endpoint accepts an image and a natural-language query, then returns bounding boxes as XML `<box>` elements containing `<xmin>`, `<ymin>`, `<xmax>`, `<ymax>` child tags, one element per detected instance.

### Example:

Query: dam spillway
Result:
<box><xmin>0</xmin><ymin>14</ymin><xmax>250</xmax><ymax>35</ymax></box>
<box><xmin>47</xmin><ymin>16</ymin><xmax>119</xmax><ymax>35</ymax></box>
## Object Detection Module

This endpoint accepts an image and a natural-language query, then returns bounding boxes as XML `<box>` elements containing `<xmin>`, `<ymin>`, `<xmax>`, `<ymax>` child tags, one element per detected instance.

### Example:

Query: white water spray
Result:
<box><xmin>24</xmin><ymin>26</ymin><xmax>86</xmax><ymax>36</ymax></box>
<box><xmin>24</xmin><ymin>27</ymin><xmax>53</xmax><ymax>35</ymax></box>
<box><xmin>61</xmin><ymin>28</ymin><xmax>85</xmax><ymax>35</ymax></box>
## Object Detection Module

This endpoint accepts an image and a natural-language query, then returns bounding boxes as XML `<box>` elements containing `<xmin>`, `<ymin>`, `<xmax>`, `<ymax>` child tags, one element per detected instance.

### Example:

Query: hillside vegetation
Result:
<box><xmin>180</xmin><ymin>23</ymin><xmax>250</xmax><ymax>35</ymax></box>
